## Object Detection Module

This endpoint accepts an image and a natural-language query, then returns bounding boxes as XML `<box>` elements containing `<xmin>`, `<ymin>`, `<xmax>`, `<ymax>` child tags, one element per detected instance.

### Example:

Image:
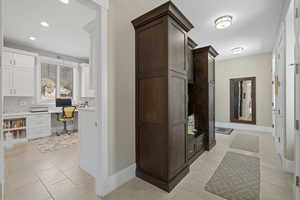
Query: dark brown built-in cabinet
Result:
<box><xmin>132</xmin><ymin>2</ymin><xmax>194</xmax><ymax>192</ymax></box>
<box><xmin>193</xmin><ymin>46</ymin><xmax>219</xmax><ymax>150</ymax></box>
<box><xmin>187</xmin><ymin>38</ymin><xmax>197</xmax><ymax>83</ymax></box>
<box><xmin>132</xmin><ymin>1</ymin><xmax>219</xmax><ymax>192</ymax></box>
<box><xmin>187</xmin><ymin>38</ymin><xmax>206</xmax><ymax>163</ymax></box>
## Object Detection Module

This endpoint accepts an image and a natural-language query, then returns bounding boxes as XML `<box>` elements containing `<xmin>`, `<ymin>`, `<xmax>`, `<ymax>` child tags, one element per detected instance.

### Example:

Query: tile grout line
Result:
<box><xmin>37</xmin><ymin>176</ymin><xmax>56</xmax><ymax>200</ymax></box>
<box><xmin>58</xmin><ymin>168</ymin><xmax>78</xmax><ymax>186</ymax></box>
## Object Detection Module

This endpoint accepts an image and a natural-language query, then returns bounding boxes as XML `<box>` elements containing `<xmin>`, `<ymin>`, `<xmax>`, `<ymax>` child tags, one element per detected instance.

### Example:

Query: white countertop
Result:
<box><xmin>77</xmin><ymin>107</ymin><xmax>95</xmax><ymax>112</ymax></box>
<box><xmin>3</xmin><ymin>112</ymin><xmax>48</xmax><ymax>118</ymax></box>
<box><xmin>3</xmin><ymin>107</ymin><xmax>95</xmax><ymax>118</ymax></box>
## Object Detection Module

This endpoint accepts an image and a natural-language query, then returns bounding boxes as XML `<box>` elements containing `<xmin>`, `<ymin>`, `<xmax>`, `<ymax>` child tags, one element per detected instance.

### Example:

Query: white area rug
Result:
<box><xmin>31</xmin><ymin>133</ymin><xmax>79</xmax><ymax>153</ymax></box>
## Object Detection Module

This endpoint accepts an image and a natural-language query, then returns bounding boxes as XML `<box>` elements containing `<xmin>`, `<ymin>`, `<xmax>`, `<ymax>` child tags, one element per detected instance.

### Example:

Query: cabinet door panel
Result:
<box><xmin>14</xmin><ymin>53</ymin><xmax>35</xmax><ymax>68</ymax></box>
<box><xmin>13</xmin><ymin>67</ymin><xmax>34</xmax><ymax>96</ymax></box>
<box><xmin>169</xmin><ymin>21</ymin><xmax>186</xmax><ymax>73</ymax></box>
<box><xmin>2</xmin><ymin>66</ymin><xmax>12</xmax><ymax>96</ymax></box>
<box><xmin>81</xmin><ymin>65</ymin><xmax>95</xmax><ymax>98</ymax></box>
<box><xmin>2</xmin><ymin>51</ymin><xmax>13</xmax><ymax>66</ymax></box>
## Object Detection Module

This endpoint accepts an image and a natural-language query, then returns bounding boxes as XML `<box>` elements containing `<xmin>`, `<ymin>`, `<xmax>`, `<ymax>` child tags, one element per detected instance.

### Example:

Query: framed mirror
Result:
<box><xmin>230</xmin><ymin>77</ymin><xmax>256</xmax><ymax>124</ymax></box>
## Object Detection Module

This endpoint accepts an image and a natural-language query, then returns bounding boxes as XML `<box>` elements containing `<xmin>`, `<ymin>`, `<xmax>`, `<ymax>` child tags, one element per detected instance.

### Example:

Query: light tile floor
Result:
<box><xmin>4</xmin><ymin>135</ymin><xmax>96</xmax><ymax>200</ymax></box>
<box><xmin>3</xmin><ymin>130</ymin><xmax>294</xmax><ymax>200</ymax></box>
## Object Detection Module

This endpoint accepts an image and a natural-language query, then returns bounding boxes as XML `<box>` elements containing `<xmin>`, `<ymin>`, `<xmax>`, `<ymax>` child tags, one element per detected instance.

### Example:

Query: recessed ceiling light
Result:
<box><xmin>59</xmin><ymin>0</ymin><xmax>69</xmax><ymax>4</ymax></box>
<box><xmin>231</xmin><ymin>47</ymin><xmax>244</xmax><ymax>54</ymax></box>
<box><xmin>40</xmin><ymin>21</ymin><xmax>50</xmax><ymax>27</ymax></box>
<box><xmin>29</xmin><ymin>36</ymin><xmax>36</xmax><ymax>41</ymax></box>
<box><xmin>215</xmin><ymin>15</ymin><xmax>233</xmax><ymax>29</ymax></box>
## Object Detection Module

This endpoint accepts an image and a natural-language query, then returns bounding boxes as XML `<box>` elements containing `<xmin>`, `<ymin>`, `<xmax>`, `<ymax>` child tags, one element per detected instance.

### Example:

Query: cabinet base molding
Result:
<box><xmin>188</xmin><ymin>148</ymin><xmax>205</xmax><ymax>165</ymax></box>
<box><xmin>205</xmin><ymin>140</ymin><xmax>216</xmax><ymax>151</ymax></box>
<box><xmin>215</xmin><ymin>122</ymin><xmax>272</xmax><ymax>133</ymax></box>
<box><xmin>136</xmin><ymin>166</ymin><xmax>189</xmax><ymax>192</ymax></box>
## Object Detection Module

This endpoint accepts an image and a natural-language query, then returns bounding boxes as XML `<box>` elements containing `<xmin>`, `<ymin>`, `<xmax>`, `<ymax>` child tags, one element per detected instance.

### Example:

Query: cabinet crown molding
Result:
<box><xmin>188</xmin><ymin>37</ymin><xmax>198</xmax><ymax>49</ymax></box>
<box><xmin>193</xmin><ymin>46</ymin><xmax>219</xmax><ymax>57</ymax></box>
<box><xmin>131</xmin><ymin>1</ymin><xmax>194</xmax><ymax>32</ymax></box>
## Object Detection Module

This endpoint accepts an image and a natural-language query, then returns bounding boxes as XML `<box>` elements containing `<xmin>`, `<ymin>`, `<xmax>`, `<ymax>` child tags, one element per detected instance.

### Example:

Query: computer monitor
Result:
<box><xmin>56</xmin><ymin>98</ymin><xmax>72</xmax><ymax>107</ymax></box>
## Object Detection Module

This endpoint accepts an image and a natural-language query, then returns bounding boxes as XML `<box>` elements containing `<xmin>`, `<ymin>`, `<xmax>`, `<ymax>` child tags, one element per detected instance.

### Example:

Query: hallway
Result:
<box><xmin>104</xmin><ymin>130</ymin><xmax>293</xmax><ymax>200</ymax></box>
<box><xmin>2</xmin><ymin>125</ymin><xmax>294</xmax><ymax>200</ymax></box>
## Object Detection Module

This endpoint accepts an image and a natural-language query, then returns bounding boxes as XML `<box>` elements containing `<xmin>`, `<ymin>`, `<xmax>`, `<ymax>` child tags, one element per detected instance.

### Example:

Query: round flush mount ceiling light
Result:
<box><xmin>231</xmin><ymin>47</ymin><xmax>244</xmax><ymax>54</ymax></box>
<box><xmin>59</xmin><ymin>0</ymin><xmax>69</xmax><ymax>4</ymax></box>
<box><xmin>29</xmin><ymin>36</ymin><xmax>36</xmax><ymax>41</ymax></box>
<box><xmin>40</xmin><ymin>21</ymin><xmax>50</xmax><ymax>27</ymax></box>
<box><xmin>215</xmin><ymin>15</ymin><xmax>233</xmax><ymax>29</ymax></box>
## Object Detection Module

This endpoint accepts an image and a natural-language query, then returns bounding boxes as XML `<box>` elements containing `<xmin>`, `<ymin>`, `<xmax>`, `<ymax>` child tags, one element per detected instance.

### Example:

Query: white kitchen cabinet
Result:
<box><xmin>2</xmin><ymin>50</ymin><xmax>35</xmax><ymax>97</ymax></box>
<box><xmin>2</xmin><ymin>66</ymin><xmax>12</xmax><ymax>96</ymax></box>
<box><xmin>27</xmin><ymin>114</ymin><xmax>51</xmax><ymax>140</ymax></box>
<box><xmin>2</xmin><ymin>50</ymin><xmax>35</xmax><ymax>67</ymax></box>
<box><xmin>14</xmin><ymin>67</ymin><xmax>35</xmax><ymax>96</ymax></box>
<box><xmin>2</xmin><ymin>66</ymin><xmax>34</xmax><ymax>96</ymax></box>
<box><xmin>2</xmin><ymin>51</ymin><xmax>14</xmax><ymax>66</ymax></box>
<box><xmin>14</xmin><ymin>53</ymin><xmax>35</xmax><ymax>67</ymax></box>
<box><xmin>81</xmin><ymin>64</ymin><xmax>95</xmax><ymax>98</ymax></box>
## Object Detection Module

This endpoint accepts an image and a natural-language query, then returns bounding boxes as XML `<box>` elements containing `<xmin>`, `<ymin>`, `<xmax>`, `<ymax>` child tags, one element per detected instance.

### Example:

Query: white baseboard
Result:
<box><xmin>215</xmin><ymin>121</ymin><xmax>272</xmax><ymax>133</ymax></box>
<box><xmin>103</xmin><ymin>163</ymin><xmax>136</xmax><ymax>196</ymax></box>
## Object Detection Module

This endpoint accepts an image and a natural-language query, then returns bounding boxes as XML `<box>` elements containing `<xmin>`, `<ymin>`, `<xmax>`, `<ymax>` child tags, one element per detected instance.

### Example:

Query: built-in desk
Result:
<box><xmin>2</xmin><ymin>109</ymin><xmax>80</xmax><ymax>145</ymax></box>
<box><xmin>2</xmin><ymin>108</ymin><xmax>97</xmax><ymax>177</ymax></box>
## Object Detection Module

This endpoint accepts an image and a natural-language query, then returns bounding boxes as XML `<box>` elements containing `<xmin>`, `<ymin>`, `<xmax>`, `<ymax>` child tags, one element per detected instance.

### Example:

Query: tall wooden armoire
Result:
<box><xmin>132</xmin><ymin>2</ymin><xmax>194</xmax><ymax>192</ymax></box>
<box><xmin>193</xmin><ymin>46</ymin><xmax>219</xmax><ymax>151</ymax></box>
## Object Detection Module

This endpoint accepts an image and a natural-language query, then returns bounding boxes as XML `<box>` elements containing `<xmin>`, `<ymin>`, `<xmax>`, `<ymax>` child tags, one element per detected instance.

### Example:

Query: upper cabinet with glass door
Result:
<box><xmin>41</xmin><ymin>63</ymin><xmax>57</xmax><ymax>101</ymax></box>
<box><xmin>39</xmin><ymin>57</ymin><xmax>77</xmax><ymax>103</ymax></box>
<box><xmin>60</xmin><ymin>66</ymin><xmax>74</xmax><ymax>99</ymax></box>
<box><xmin>80</xmin><ymin>63</ymin><xmax>95</xmax><ymax>98</ymax></box>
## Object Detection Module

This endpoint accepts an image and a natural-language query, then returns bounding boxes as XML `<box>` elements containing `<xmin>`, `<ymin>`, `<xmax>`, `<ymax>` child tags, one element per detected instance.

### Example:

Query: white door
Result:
<box><xmin>13</xmin><ymin>67</ymin><xmax>34</xmax><ymax>97</ymax></box>
<box><xmin>286</xmin><ymin>0</ymin><xmax>296</xmax><ymax>162</ymax></box>
<box><xmin>0</xmin><ymin>0</ymin><xmax>4</xmax><ymax>191</ymax></box>
<box><xmin>295</xmin><ymin>0</ymin><xmax>300</xmax><ymax>197</ymax></box>
<box><xmin>273</xmin><ymin>28</ymin><xmax>286</xmax><ymax>156</ymax></box>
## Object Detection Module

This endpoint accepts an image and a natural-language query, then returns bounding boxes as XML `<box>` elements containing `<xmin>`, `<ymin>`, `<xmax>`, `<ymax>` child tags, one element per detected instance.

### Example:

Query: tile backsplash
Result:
<box><xmin>3</xmin><ymin>97</ymin><xmax>35</xmax><ymax>113</ymax></box>
<box><xmin>3</xmin><ymin>96</ymin><xmax>95</xmax><ymax>114</ymax></box>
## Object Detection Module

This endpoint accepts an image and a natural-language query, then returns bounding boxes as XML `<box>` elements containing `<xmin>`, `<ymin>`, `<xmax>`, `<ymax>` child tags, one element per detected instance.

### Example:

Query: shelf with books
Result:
<box><xmin>2</xmin><ymin>117</ymin><xmax>27</xmax><ymax>146</ymax></box>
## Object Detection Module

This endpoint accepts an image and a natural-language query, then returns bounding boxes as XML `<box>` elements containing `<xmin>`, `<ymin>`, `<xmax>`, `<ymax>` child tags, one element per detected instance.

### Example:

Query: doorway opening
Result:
<box><xmin>0</xmin><ymin>0</ymin><xmax>109</xmax><ymax>199</ymax></box>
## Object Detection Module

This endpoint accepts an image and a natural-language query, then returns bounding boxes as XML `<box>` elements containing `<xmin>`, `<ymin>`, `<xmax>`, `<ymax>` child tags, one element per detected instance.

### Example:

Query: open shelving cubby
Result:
<box><xmin>3</xmin><ymin>117</ymin><xmax>28</xmax><ymax>147</ymax></box>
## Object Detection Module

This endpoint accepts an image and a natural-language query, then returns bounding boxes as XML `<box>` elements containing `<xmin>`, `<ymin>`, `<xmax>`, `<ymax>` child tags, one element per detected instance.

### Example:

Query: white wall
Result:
<box><xmin>0</xmin><ymin>0</ymin><xmax>3</xmax><ymax>186</ymax></box>
<box><xmin>285</xmin><ymin>0</ymin><xmax>296</xmax><ymax>161</ymax></box>
<box><xmin>215</xmin><ymin>53</ymin><xmax>273</xmax><ymax>127</ymax></box>
<box><xmin>107</xmin><ymin>0</ymin><xmax>169</xmax><ymax>175</ymax></box>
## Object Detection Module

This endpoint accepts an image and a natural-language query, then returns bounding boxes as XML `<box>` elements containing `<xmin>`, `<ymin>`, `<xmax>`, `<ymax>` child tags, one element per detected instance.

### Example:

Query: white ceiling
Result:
<box><xmin>4</xmin><ymin>0</ymin><xmax>285</xmax><ymax>60</ymax></box>
<box><xmin>3</xmin><ymin>0</ymin><xmax>96</xmax><ymax>59</ymax></box>
<box><xmin>172</xmin><ymin>0</ymin><xmax>285</xmax><ymax>60</ymax></box>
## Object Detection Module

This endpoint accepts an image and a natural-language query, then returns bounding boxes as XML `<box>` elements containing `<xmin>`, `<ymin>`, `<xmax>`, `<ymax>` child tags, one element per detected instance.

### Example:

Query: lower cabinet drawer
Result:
<box><xmin>187</xmin><ymin>141</ymin><xmax>196</xmax><ymax>159</ymax></box>
<box><xmin>28</xmin><ymin>127</ymin><xmax>51</xmax><ymax>140</ymax></box>
<box><xmin>27</xmin><ymin>114</ymin><xmax>51</xmax><ymax>140</ymax></box>
<box><xmin>27</xmin><ymin>115</ymin><xmax>50</xmax><ymax>128</ymax></box>
<box><xmin>195</xmin><ymin>134</ymin><xmax>204</xmax><ymax>152</ymax></box>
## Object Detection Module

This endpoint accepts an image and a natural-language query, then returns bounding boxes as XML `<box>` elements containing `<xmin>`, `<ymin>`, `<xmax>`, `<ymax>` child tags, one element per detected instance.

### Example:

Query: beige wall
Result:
<box><xmin>108</xmin><ymin>0</ymin><xmax>169</xmax><ymax>175</ymax></box>
<box><xmin>215</xmin><ymin>53</ymin><xmax>273</xmax><ymax>127</ymax></box>
<box><xmin>107</xmin><ymin>0</ymin><xmax>273</xmax><ymax>175</ymax></box>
